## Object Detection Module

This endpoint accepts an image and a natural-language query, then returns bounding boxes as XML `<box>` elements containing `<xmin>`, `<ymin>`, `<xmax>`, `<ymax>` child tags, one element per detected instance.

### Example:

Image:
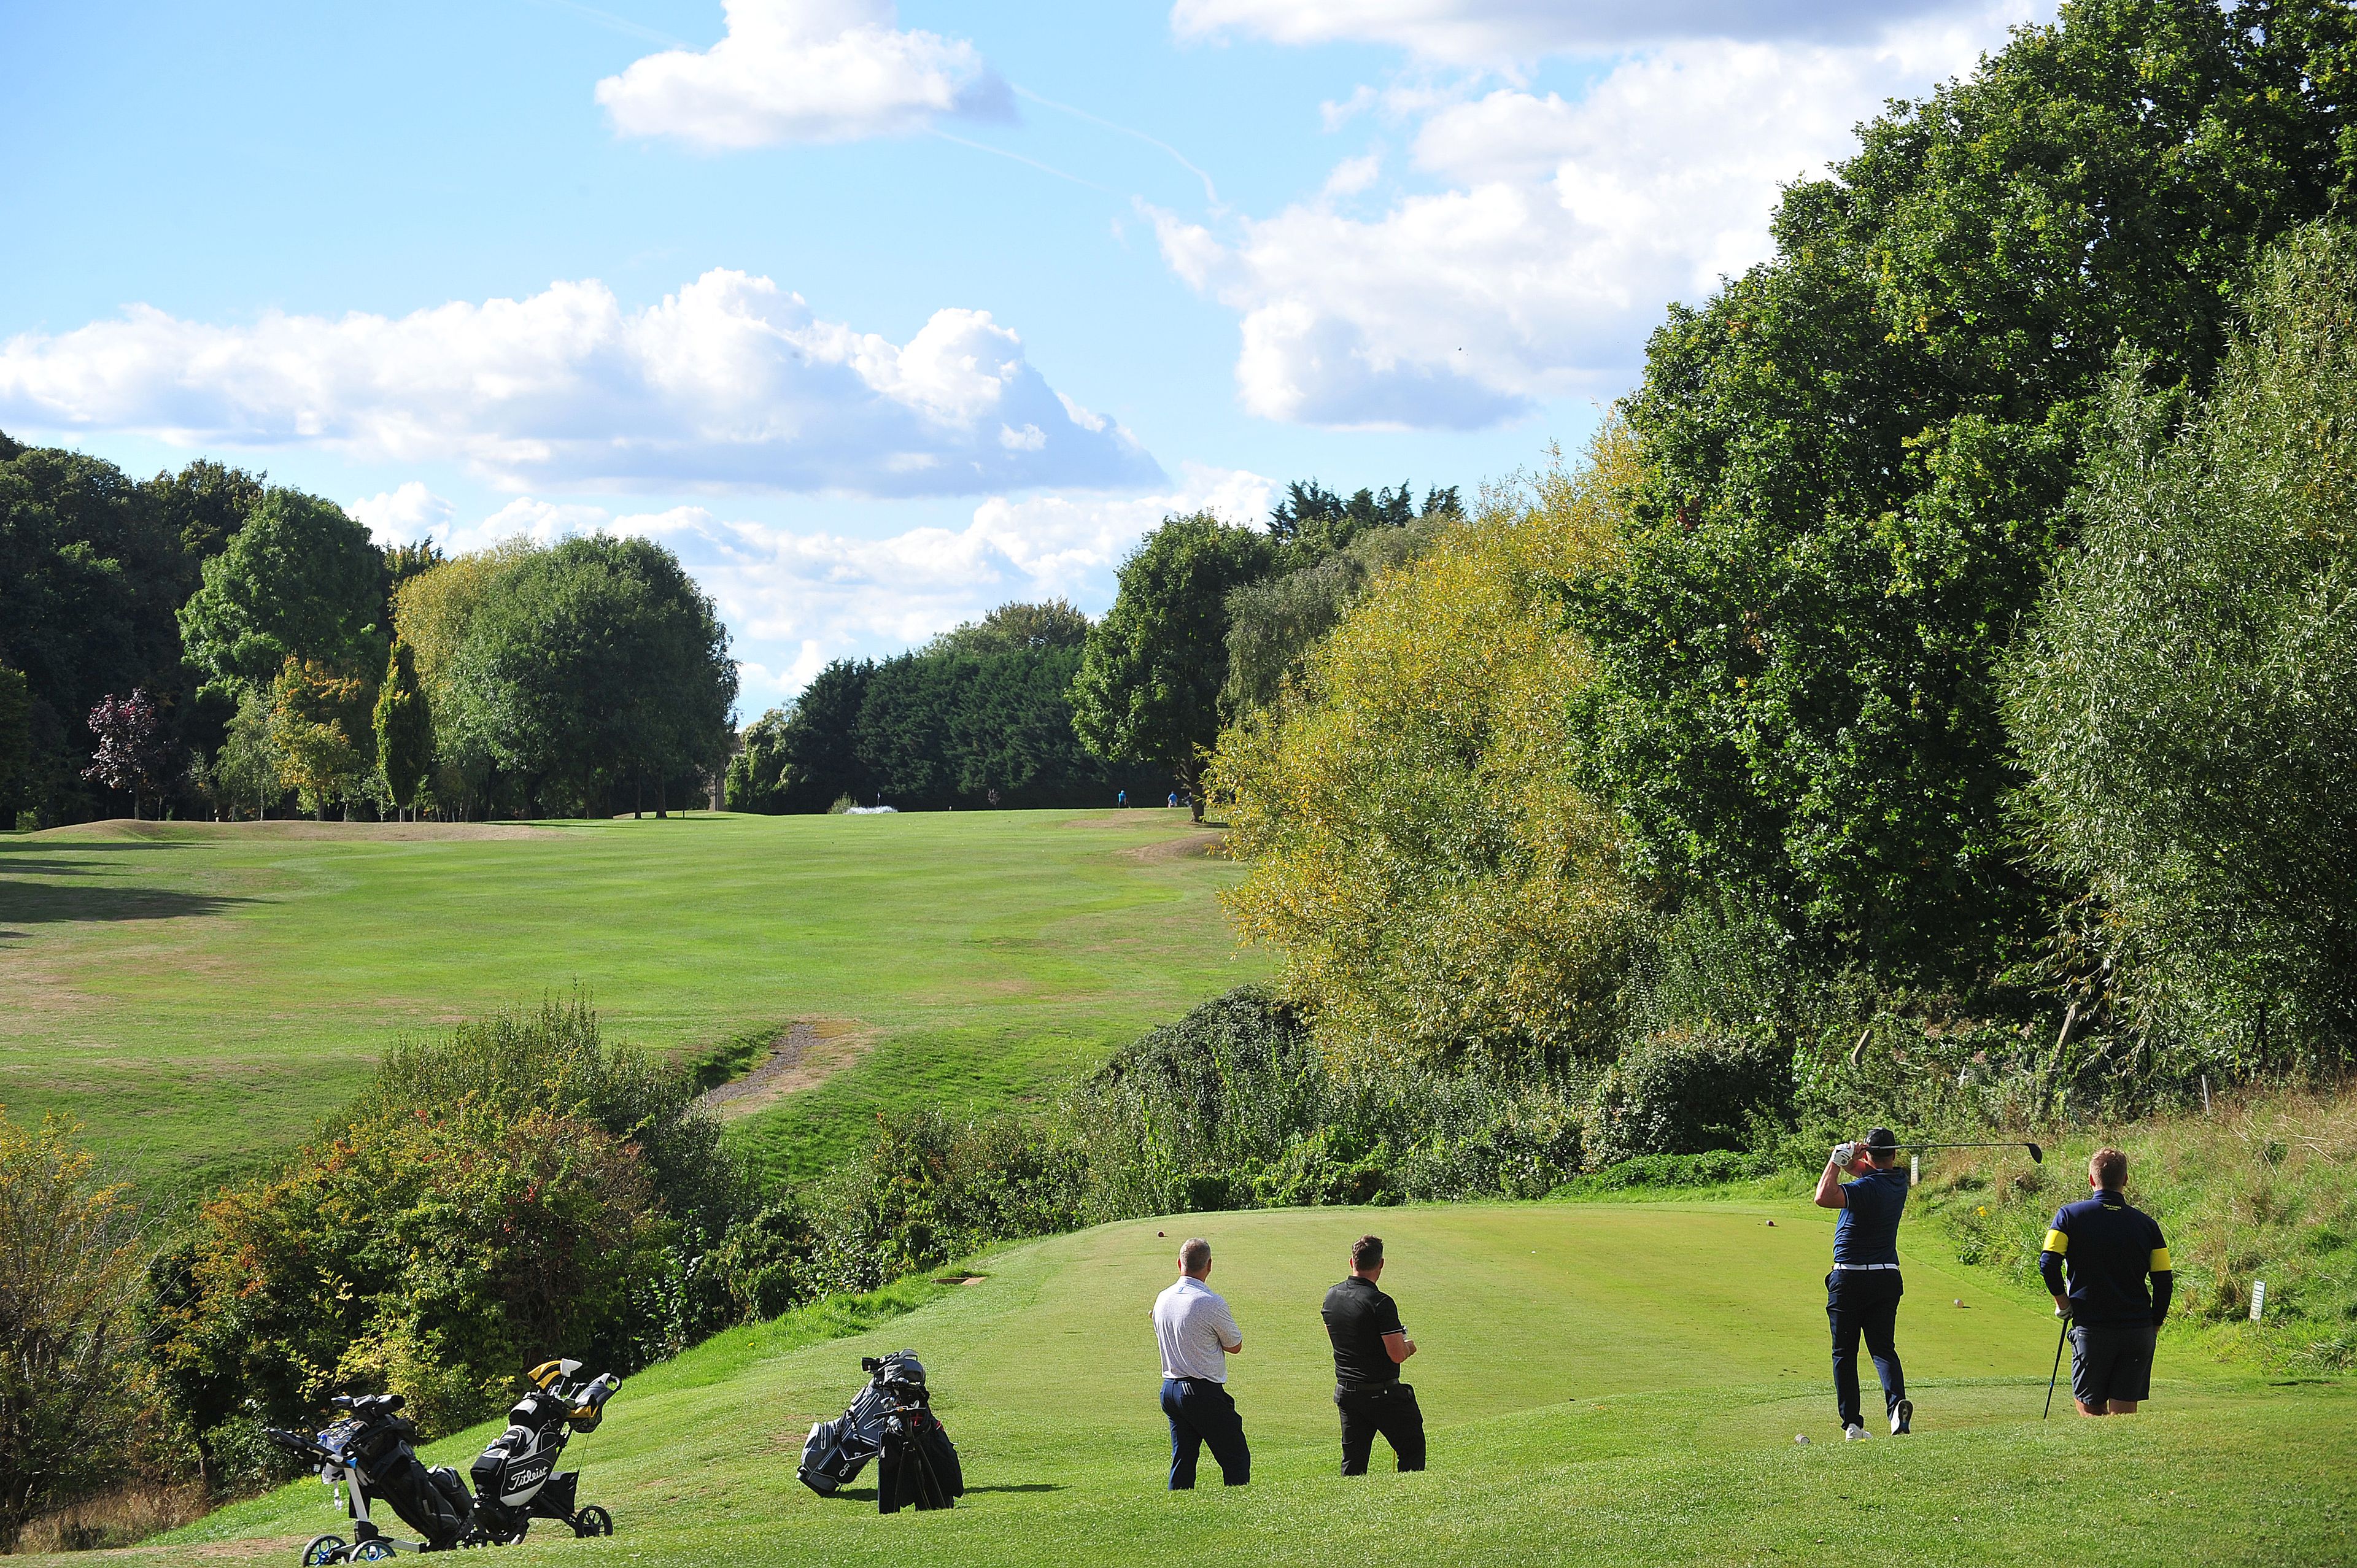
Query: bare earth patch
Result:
<box><xmin>25</xmin><ymin>819</ymin><xmax>562</xmax><ymax>843</ymax></box>
<box><xmin>695</xmin><ymin>1019</ymin><xmax>879</xmax><ymax>1119</ymax></box>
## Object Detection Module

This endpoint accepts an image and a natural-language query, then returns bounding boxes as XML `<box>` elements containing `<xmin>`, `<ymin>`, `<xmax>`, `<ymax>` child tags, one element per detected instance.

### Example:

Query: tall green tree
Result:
<box><xmin>445</xmin><ymin>535</ymin><xmax>735</xmax><ymax>816</ymax></box>
<box><xmin>1561</xmin><ymin>0</ymin><xmax>2357</xmax><ymax>983</ymax></box>
<box><xmin>0</xmin><ymin>664</ymin><xmax>29</xmax><ymax>822</ymax></box>
<box><xmin>141</xmin><ymin>457</ymin><xmax>265</xmax><ymax>566</ymax></box>
<box><xmin>212</xmin><ymin>689</ymin><xmax>283</xmax><ymax>820</ymax></box>
<box><xmin>268</xmin><ymin>658</ymin><xmax>373</xmax><ymax>820</ymax></box>
<box><xmin>1070</xmin><ymin>512</ymin><xmax>1276</xmax><ymax>817</ymax></box>
<box><xmin>0</xmin><ymin>442</ymin><xmax>195</xmax><ymax>823</ymax></box>
<box><xmin>179</xmin><ymin>490</ymin><xmax>388</xmax><ymax>695</ymax></box>
<box><xmin>2009</xmin><ymin>224</ymin><xmax>2357</xmax><ymax>1065</ymax></box>
<box><xmin>374</xmin><ymin>639</ymin><xmax>434</xmax><ymax>820</ymax></box>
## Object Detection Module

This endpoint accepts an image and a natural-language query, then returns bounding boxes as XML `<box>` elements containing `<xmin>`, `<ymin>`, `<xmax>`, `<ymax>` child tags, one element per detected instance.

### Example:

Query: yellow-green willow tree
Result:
<box><xmin>1207</xmin><ymin>429</ymin><xmax>1644</xmax><ymax>1071</ymax></box>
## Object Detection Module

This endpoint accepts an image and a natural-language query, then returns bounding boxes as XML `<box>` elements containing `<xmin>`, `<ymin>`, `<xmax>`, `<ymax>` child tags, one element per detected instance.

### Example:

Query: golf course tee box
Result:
<box><xmin>131</xmin><ymin>1200</ymin><xmax>2353</xmax><ymax>1568</ymax></box>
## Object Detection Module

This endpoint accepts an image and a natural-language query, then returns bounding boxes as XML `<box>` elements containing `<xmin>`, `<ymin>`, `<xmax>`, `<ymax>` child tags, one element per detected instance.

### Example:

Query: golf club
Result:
<box><xmin>1895</xmin><ymin>1140</ymin><xmax>2044</xmax><ymax>1164</ymax></box>
<box><xmin>2043</xmin><ymin>1310</ymin><xmax>2070</xmax><ymax>1418</ymax></box>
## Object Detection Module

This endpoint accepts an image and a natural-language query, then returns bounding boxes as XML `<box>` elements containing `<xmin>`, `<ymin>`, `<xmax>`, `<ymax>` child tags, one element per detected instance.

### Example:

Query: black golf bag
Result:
<box><xmin>265</xmin><ymin>1394</ymin><xmax>471</xmax><ymax>1558</ymax></box>
<box><xmin>468</xmin><ymin>1359</ymin><xmax>622</xmax><ymax>1543</ymax></box>
<box><xmin>798</xmin><ymin>1351</ymin><xmax>964</xmax><ymax>1512</ymax></box>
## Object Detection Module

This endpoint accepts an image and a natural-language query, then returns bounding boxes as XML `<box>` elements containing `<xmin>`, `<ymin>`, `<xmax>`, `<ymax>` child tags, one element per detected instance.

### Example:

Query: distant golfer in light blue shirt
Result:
<box><xmin>1151</xmin><ymin>1237</ymin><xmax>1248</xmax><ymax>1489</ymax></box>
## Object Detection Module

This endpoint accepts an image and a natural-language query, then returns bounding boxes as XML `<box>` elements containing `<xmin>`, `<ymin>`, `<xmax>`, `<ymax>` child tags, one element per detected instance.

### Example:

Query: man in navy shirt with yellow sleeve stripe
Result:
<box><xmin>2040</xmin><ymin>1146</ymin><xmax>2172</xmax><ymax>1416</ymax></box>
<box><xmin>1813</xmin><ymin>1126</ymin><xmax>1913</xmax><ymax>1440</ymax></box>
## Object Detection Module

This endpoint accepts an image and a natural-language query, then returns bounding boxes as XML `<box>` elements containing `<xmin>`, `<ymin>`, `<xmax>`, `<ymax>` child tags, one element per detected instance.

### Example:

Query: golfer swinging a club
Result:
<box><xmin>1814</xmin><ymin>1126</ymin><xmax>1913</xmax><ymax>1439</ymax></box>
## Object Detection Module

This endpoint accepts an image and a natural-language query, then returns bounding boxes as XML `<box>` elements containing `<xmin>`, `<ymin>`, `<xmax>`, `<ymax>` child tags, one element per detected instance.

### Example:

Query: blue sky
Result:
<box><xmin>0</xmin><ymin>0</ymin><xmax>2043</xmax><ymax>713</ymax></box>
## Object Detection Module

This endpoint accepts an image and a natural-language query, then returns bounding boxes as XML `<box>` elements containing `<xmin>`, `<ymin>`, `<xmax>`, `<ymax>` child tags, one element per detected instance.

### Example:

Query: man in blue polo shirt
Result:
<box><xmin>2040</xmin><ymin>1146</ymin><xmax>2172</xmax><ymax>1416</ymax></box>
<box><xmin>1813</xmin><ymin>1126</ymin><xmax>1913</xmax><ymax>1440</ymax></box>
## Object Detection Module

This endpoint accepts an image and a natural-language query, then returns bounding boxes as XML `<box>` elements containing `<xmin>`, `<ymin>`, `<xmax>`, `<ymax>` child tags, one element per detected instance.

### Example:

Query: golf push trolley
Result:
<box><xmin>266</xmin><ymin>1359</ymin><xmax>621</xmax><ymax>1561</ymax></box>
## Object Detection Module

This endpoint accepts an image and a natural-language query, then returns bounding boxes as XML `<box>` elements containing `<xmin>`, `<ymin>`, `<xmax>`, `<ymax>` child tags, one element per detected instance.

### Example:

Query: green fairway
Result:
<box><xmin>0</xmin><ymin>810</ymin><xmax>1259</xmax><ymax>1192</ymax></box>
<box><xmin>119</xmin><ymin>1199</ymin><xmax>2350</xmax><ymax>1568</ymax></box>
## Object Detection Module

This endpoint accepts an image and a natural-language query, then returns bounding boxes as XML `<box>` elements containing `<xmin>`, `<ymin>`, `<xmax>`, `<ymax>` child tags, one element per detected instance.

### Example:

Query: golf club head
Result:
<box><xmin>2025</xmin><ymin>1141</ymin><xmax>2043</xmax><ymax>1164</ymax></box>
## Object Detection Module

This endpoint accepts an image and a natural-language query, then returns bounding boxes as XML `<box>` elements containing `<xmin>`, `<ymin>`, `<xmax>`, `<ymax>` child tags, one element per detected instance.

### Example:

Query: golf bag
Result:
<box><xmin>265</xmin><ymin>1394</ymin><xmax>472</xmax><ymax>1559</ymax></box>
<box><xmin>467</xmin><ymin>1359</ymin><xmax>622</xmax><ymax>1543</ymax></box>
<box><xmin>798</xmin><ymin>1350</ymin><xmax>964</xmax><ymax>1512</ymax></box>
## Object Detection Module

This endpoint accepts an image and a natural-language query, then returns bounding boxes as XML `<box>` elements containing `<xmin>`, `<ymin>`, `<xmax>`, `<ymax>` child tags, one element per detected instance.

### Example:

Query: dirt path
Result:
<box><xmin>694</xmin><ymin>1019</ymin><xmax>879</xmax><ymax>1119</ymax></box>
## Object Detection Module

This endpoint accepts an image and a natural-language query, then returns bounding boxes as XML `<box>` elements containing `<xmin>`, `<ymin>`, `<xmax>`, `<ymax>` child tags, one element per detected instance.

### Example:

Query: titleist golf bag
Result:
<box><xmin>467</xmin><ymin>1359</ymin><xmax>622</xmax><ymax>1543</ymax></box>
<box><xmin>797</xmin><ymin>1350</ymin><xmax>964</xmax><ymax>1513</ymax></box>
<box><xmin>265</xmin><ymin>1394</ymin><xmax>473</xmax><ymax>1561</ymax></box>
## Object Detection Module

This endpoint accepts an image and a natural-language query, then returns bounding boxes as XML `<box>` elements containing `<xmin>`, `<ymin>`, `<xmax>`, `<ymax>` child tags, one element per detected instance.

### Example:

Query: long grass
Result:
<box><xmin>1912</xmin><ymin>1083</ymin><xmax>2357</xmax><ymax>1372</ymax></box>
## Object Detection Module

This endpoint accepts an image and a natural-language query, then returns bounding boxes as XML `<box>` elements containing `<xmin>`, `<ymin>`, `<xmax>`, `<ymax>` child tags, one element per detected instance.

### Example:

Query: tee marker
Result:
<box><xmin>2250</xmin><ymin>1280</ymin><xmax>2266</xmax><ymax>1321</ymax></box>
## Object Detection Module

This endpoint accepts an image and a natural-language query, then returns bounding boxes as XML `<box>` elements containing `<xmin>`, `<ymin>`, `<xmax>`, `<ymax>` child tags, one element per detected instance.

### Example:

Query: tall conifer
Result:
<box><xmin>375</xmin><ymin>639</ymin><xmax>433</xmax><ymax>821</ymax></box>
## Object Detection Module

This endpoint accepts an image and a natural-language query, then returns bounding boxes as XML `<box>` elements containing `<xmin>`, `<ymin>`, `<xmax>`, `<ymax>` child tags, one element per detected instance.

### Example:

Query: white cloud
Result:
<box><xmin>349</xmin><ymin>481</ymin><xmax>454</xmax><ymax>546</ymax></box>
<box><xmin>0</xmin><ymin>269</ymin><xmax>1159</xmax><ymax>496</ymax></box>
<box><xmin>596</xmin><ymin>0</ymin><xmax>1011</xmax><ymax>148</ymax></box>
<box><xmin>1323</xmin><ymin>152</ymin><xmax>1382</xmax><ymax>196</ymax></box>
<box><xmin>1154</xmin><ymin>7</ymin><xmax>2035</xmax><ymax>428</ymax></box>
<box><xmin>1172</xmin><ymin>0</ymin><xmax>1995</xmax><ymax>62</ymax></box>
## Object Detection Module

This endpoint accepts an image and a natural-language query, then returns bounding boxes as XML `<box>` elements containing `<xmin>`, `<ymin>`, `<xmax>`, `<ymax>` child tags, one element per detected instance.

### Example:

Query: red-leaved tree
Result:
<box><xmin>82</xmin><ymin>689</ymin><xmax>170</xmax><ymax>820</ymax></box>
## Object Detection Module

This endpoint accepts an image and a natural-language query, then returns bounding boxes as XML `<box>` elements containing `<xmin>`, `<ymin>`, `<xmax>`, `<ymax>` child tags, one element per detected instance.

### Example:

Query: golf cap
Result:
<box><xmin>1865</xmin><ymin>1127</ymin><xmax>1899</xmax><ymax>1153</ymax></box>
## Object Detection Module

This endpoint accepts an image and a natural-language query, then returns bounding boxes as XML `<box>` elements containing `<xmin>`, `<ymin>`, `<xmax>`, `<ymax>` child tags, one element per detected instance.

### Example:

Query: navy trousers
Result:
<box><xmin>1825</xmin><ymin>1269</ymin><xmax>1906</xmax><ymax>1429</ymax></box>
<box><xmin>1160</xmin><ymin>1377</ymin><xmax>1250</xmax><ymax>1489</ymax></box>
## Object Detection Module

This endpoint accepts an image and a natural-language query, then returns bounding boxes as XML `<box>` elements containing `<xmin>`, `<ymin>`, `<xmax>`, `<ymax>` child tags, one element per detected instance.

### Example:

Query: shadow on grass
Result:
<box><xmin>0</xmin><ymin>879</ymin><xmax>252</xmax><ymax>930</ymax></box>
<box><xmin>0</xmin><ymin>848</ymin><xmax>193</xmax><ymax>871</ymax></box>
<box><xmin>824</xmin><ymin>1484</ymin><xmax>1065</xmax><ymax>1502</ymax></box>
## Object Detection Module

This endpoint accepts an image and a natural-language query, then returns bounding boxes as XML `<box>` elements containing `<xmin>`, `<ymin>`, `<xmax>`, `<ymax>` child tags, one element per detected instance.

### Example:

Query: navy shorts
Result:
<box><xmin>2070</xmin><ymin>1323</ymin><xmax>2155</xmax><ymax>1405</ymax></box>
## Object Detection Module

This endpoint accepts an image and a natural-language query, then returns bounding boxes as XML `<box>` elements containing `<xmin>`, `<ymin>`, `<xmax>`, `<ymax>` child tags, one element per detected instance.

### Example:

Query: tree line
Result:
<box><xmin>0</xmin><ymin>445</ymin><xmax>737</xmax><ymax>825</ymax></box>
<box><xmin>1180</xmin><ymin>0</ymin><xmax>2357</xmax><ymax>1108</ymax></box>
<box><xmin>724</xmin><ymin>481</ymin><xmax>1461</xmax><ymax>814</ymax></box>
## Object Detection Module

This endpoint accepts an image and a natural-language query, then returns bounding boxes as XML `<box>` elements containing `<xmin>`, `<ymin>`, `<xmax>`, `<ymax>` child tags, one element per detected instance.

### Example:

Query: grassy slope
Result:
<box><xmin>117</xmin><ymin>1199</ymin><xmax>2351</xmax><ymax>1568</ymax></box>
<box><xmin>0</xmin><ymin>810</ymin><xmax>1260</xmax><ymax>1193</ymax></box>
<box><xmin>1908</xmin><ymin>1090</ymin><xmax>2357</xmax><ymax>1375</ymax></box>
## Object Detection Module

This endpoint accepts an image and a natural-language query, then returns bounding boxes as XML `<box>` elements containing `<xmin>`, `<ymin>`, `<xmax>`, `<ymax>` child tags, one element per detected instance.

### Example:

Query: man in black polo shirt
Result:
<box><xmin>1320</xmin><ymin>1235</ymin><xmax>1425</xmax><ymax>1475</ymax></box>
<box><xmin>2040</xmin><ymin>1146</ymin><xmax>2172</xmax><ymax>1416</ymax></box>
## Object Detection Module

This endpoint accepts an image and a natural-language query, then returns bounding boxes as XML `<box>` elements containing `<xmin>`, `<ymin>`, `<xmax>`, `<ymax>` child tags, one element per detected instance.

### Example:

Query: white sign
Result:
<box><xmin>1910</xmin><ymin>1155</ymin><xmax>1919</xmax><ymax>1186</ymax></box>
<box><xmin>2250</xmin><ymin>1279</ymin><xmax>2266</xmax><ymax>1321</ymax></box>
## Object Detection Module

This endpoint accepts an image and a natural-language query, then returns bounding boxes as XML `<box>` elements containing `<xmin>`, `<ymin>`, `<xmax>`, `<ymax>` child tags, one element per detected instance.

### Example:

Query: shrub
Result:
<box><xmin>346</xmin><ymin>995</ymin><xmax>743</xmax><ymax>1236</ymax></box>
<box><xmin>0</xmin><ymin>1111</ymin><xmax>152</xmax><ymax>1547</ymax></box>
<box><xmin>1554</xmin><ymin>1149</ymin><xmax>1778</xmax><ymax>1196</ymax></box>
<box><xmin>1585</xmin><ymin>1032</ymin><xmax>1790</xmax><ymax>1170</ymax></box>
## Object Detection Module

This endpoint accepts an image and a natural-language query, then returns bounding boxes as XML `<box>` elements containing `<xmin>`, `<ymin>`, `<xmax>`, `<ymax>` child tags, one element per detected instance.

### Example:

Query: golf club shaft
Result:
<box><xmin>1895</xmin><ymin>1140</ymin><xmax>2044</xmax><ymax>1163</ymax></box>
<box><xmin>2044</xmin><ymin>1318</ymin><xmax>2068</xmax><ymax>1418</ymax></box>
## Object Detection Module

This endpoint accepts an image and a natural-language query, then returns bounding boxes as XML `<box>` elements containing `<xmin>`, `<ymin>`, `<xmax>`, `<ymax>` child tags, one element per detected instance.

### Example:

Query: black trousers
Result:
<box><xmin>1336</xmin><ymin>1381</ymin><xmax>1426</xmax><ymax>1475</ymax></box>
<box><xmin>1825</xmin><ymin>1269</ymin><xmax>1906</xmax><ymax>1430</ymax></box>
<box><xmin>1161</xmin><ymin>1377</ymin><xmax>1250</xmax><ymax>1489</ymax></box>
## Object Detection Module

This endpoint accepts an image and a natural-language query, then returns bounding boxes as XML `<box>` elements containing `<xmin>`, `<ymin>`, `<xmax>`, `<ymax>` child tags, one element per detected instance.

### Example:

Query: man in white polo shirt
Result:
<box><xmin>1151</xmin><ymin>1236</ymin><xmax>1248</xmax><ymax>1489</ymax></box>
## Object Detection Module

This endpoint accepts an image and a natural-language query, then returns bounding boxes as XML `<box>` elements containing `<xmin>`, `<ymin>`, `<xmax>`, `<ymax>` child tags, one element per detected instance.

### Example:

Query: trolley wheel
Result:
<box><xmin>302</xmin><ymin>1534</ymin><xmax>349</xmax><ymax>1566</ymax></box>
<box><xmin>349</xmin><ymin>1539</ymin><xmax>398</xmax><ymax>1561</ymax></box>
<box><xmin>571</xmin><ymin>1507</ymin><xmax>613</xmax><ymax>1538</ymax></box>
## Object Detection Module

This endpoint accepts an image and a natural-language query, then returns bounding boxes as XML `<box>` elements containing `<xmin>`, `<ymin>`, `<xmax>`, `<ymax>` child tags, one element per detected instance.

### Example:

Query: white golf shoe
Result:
<box><xmin>1892</xmin><ymin>1399</ymin><xmax>1913</xmax><ymax>1435</ymax></box>
<box><xmin>1843</xmin><ymin>1423</ymin><xmax>1867</xmax><ymax>1441</ymax></box>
